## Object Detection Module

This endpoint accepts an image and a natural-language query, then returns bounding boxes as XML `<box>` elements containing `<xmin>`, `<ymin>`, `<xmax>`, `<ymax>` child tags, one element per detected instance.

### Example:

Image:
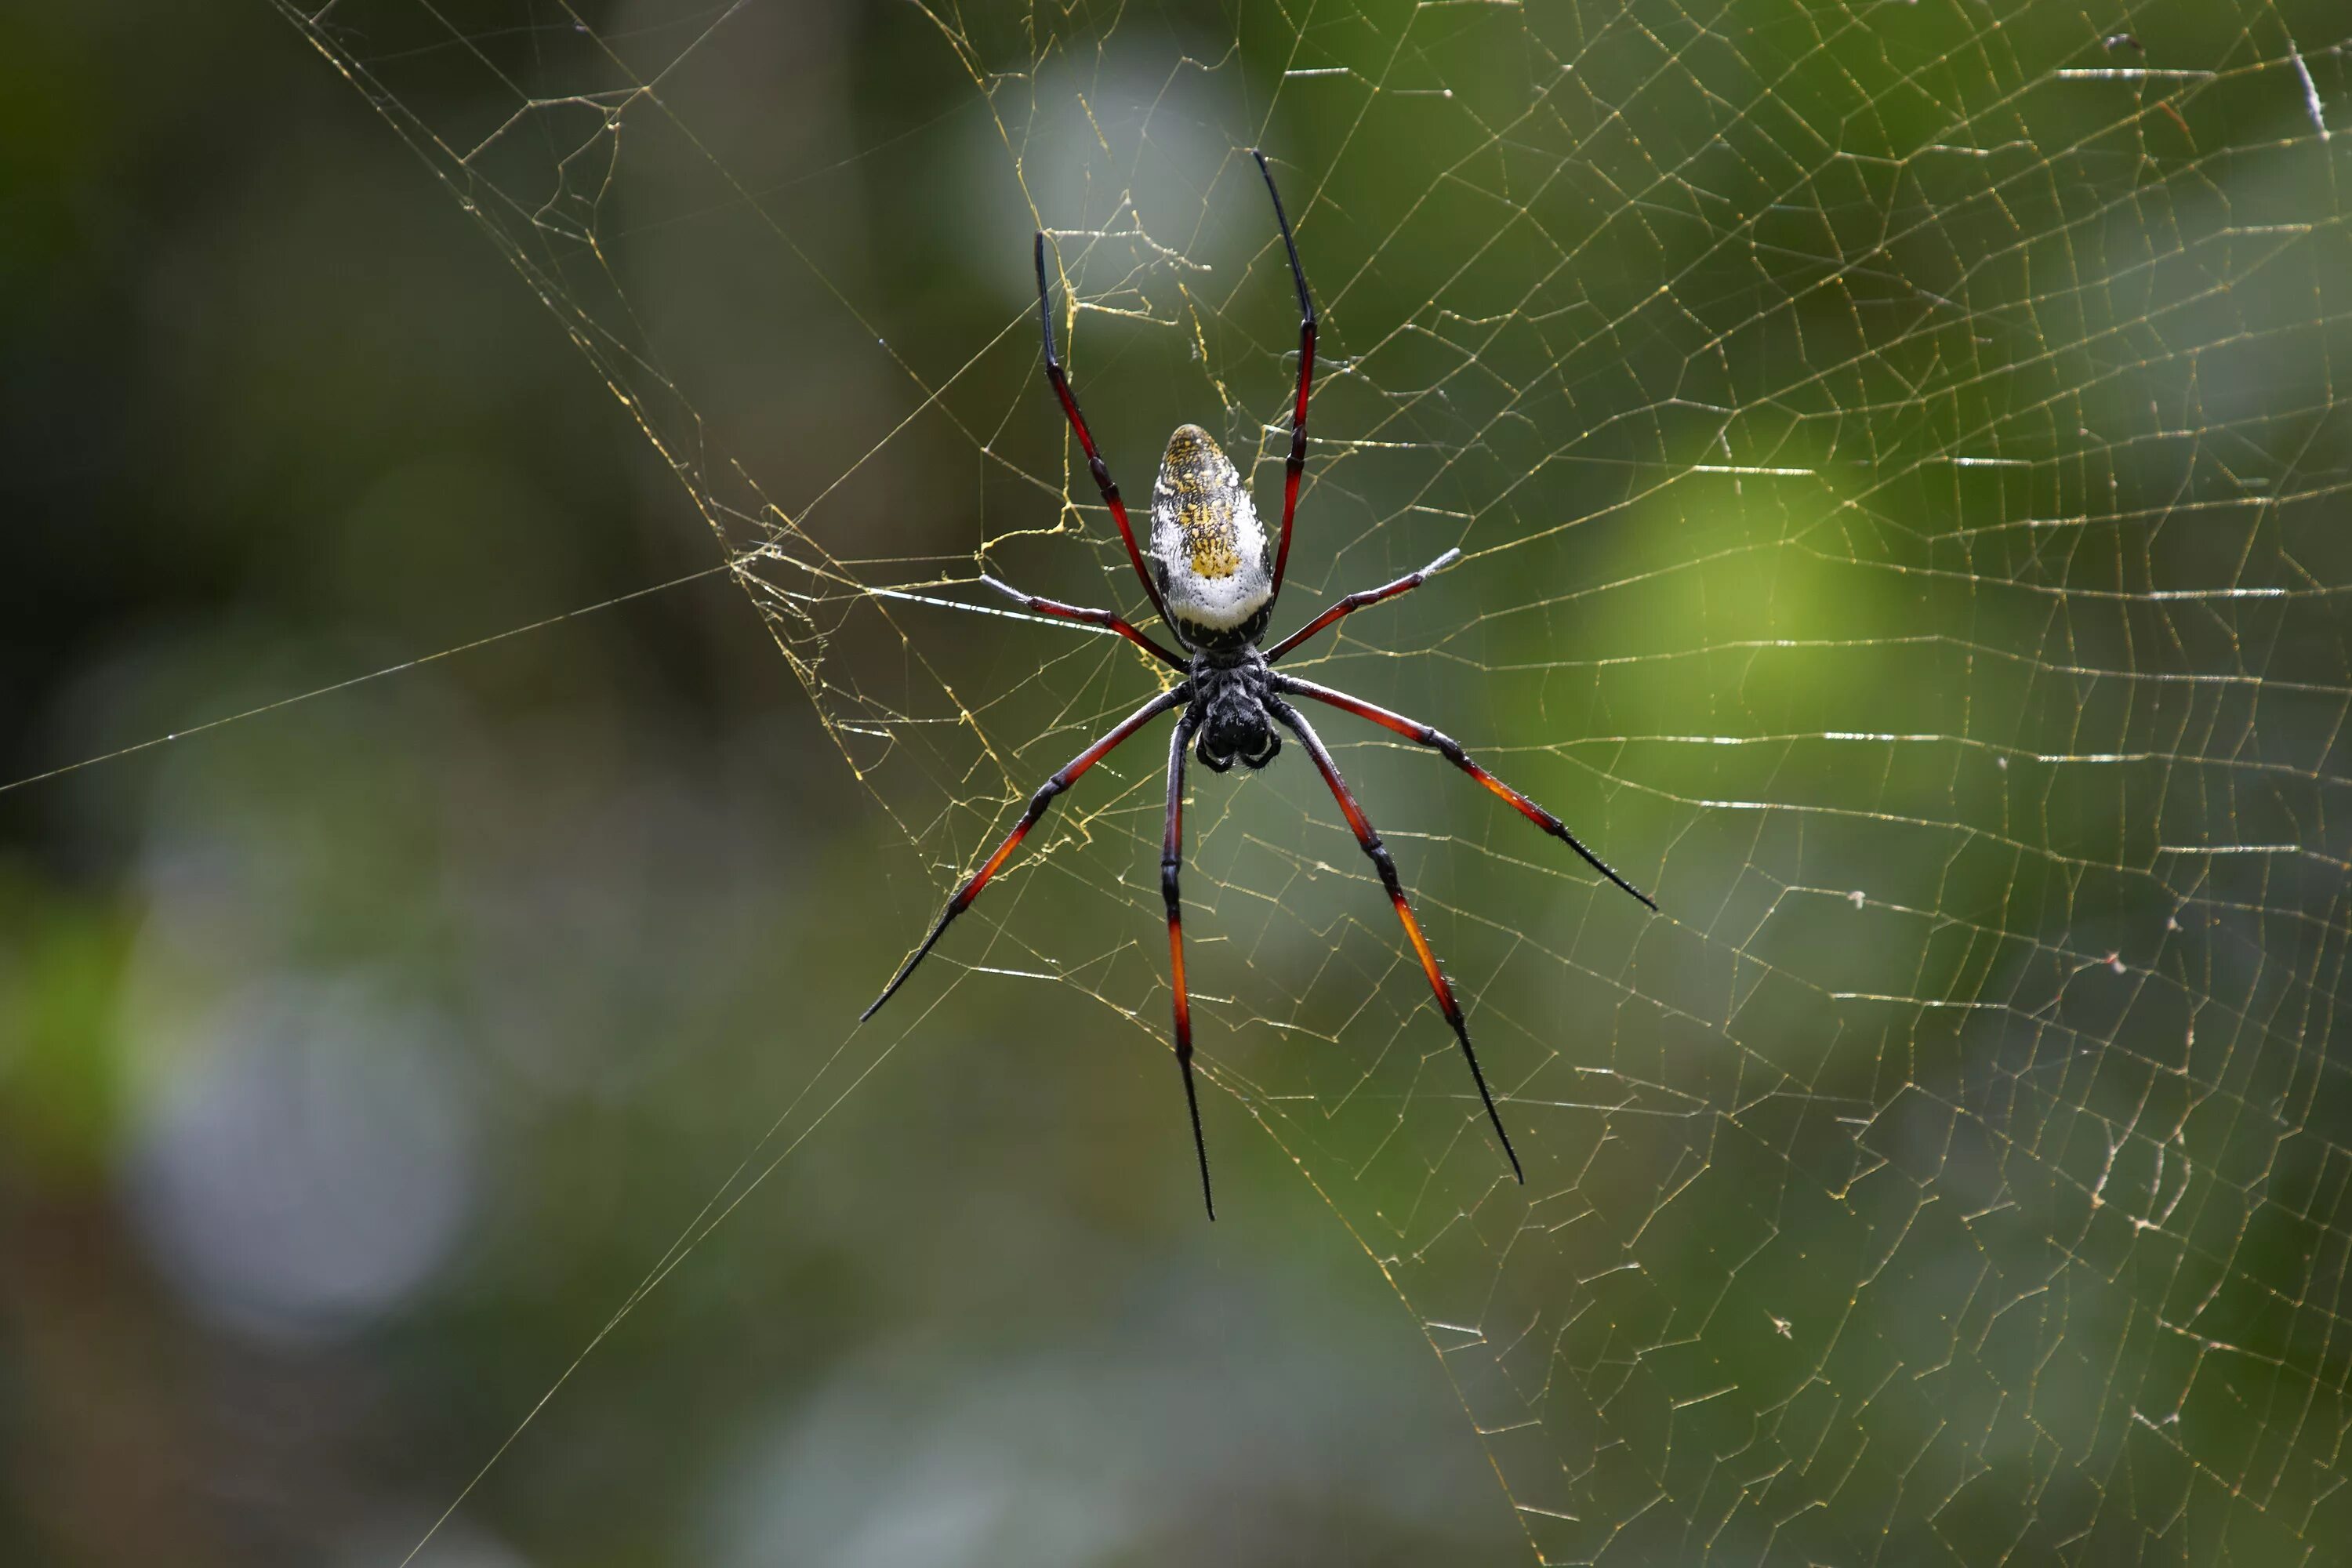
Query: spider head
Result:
<box><xmin>1192</xmin><ymin>655</ymin><xmax>1281</xmax><ymax>774</ymax></box>
<box><xmin>1150</xmin><ymin>425</ymin><xmax>1273</xmax><ymax>648</ymax></box>
<box><xmin>1196</xmin><ymin>710</ymin><xmax>1280</xmax><ymax>774</ymax></box>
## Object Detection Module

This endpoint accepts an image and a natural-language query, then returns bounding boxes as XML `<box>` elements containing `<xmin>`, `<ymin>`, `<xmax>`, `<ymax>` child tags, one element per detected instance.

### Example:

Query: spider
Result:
<box><xmin>865</xmin><ymin>151</ymin><xmax>1657</xmax><ymax>1217</ymax></box>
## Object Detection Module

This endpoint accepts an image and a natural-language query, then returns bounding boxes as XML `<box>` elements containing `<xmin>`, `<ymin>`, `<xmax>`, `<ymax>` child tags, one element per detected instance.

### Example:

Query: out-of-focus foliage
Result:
<box><xmin>6</xmin><ymin>3</ymin><xmax>2350</xmax><ymax>1566</ymax></box>
<box><xmin>1</xmin><ymin>6</ymin><xmax>1519</xmax><ymax>1565</ymax></box>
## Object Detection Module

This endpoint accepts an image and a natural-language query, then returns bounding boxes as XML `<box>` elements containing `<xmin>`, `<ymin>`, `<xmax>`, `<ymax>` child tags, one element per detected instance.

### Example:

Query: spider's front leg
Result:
<box><xmin>862</xmin><ymin>685</ymin><xmax>1189</xmax><ymax>1021</ymax></box>
<box><xmin>1160</xmin><ymin>709</ymin><xmax>1215</xmax><ymax>1218</ymax></box>
<box><xmin>1273</xmin><ymin>673</ymin><xmax>1657</xmax><ymax>911</ymax></box>
<box><xmin>1265</xmin><ymin>696</ymin><xmax>1525</xmax><ymax>1183</ymax></box>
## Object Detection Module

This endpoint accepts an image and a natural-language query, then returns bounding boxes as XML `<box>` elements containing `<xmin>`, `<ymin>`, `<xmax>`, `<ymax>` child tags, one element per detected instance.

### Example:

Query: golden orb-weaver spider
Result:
<box><xmin>866</xmin><ymin>152</ymin><xmax>1656</xmax><ymax>1217</ymax></box>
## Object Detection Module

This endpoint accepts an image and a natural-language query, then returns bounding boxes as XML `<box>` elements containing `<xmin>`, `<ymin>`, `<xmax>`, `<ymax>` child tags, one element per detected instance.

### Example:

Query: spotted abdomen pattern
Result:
<box><xmin>1149</xmin><ymin>424</ymin><xmax>1271</xmax><ymax>643</ymax></box>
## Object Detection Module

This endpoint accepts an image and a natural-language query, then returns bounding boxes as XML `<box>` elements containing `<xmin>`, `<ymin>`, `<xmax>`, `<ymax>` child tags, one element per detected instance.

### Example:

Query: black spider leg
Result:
<box><xmin>1161</xmin><ymin>706</ymin><xmax>1215</xmax><ymax>1219</ymax></box>
<box><xmin>1252</xmin><ymin>149</ymin><xmax>1317</xmax><ymax>604</ymax></box>
<box><xmin>1034</xmin><ymin>234</ymin><xmax>1174</xmax><ymax>633</ymax></box>
<box><xmin>863</xmin><ymin>685</ymin><xmax>1190</xmax><ymax>1021</ymax></box>
<box><xmin>1266</xmin><ymin>549</ymin><xmax>1459</xmax><ymax>663</ymax></box>
<box><xmin>1273</xmin><ymin>674</ymin><xmax>1659</xmax><ymax>912</ymax></box>
<box><xmin>982</xmin><ymin>575</ymin><xmax>1187</xmax><ymax>670</ymax></box>
<box><xmin>1265</xmin><ymin>696</ymin><xmax>1524</xmax><ymax>1182</ymax></box>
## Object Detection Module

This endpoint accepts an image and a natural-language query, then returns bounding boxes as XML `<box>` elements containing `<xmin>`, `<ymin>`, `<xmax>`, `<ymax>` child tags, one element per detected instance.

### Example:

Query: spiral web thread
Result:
<box><xmin>278</xmin><ymin>1</ymin><xmax>2352</xmax><ymax>1560</ymax></box>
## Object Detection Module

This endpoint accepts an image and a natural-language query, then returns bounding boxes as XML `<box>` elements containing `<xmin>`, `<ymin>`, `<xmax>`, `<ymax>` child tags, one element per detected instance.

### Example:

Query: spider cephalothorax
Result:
<box><xmin>1189</xmin><ymin>648</ymin><xmax>1279</xmax><ymax>773</ymax></box>
<box><xmin>866</xmin><ymin>151</ymin><xmax>1657</xmax><ymax>1218</ymax></box>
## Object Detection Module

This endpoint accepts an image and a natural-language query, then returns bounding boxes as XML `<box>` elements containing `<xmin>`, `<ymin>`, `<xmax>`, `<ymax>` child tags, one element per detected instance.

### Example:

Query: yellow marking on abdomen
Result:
<box><xmin>1178</xmin><ymin>499</ymin><xmax>1243</xmax><ymax>578</ymax></box>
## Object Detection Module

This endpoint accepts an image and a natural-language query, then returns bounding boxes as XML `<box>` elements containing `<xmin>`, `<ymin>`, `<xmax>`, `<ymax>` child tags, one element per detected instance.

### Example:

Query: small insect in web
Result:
<box><xmin>864</xmin><ymin>151</ymin><xmax>1657</xmax><ymax>1217</ymax></box>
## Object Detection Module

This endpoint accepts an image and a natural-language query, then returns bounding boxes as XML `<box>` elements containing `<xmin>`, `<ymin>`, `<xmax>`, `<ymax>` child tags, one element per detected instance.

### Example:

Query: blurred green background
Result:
<box><xmin>5</xmin><ymin>2</ymin><xmax>2350</xmax><ymax>1565</ymax></box>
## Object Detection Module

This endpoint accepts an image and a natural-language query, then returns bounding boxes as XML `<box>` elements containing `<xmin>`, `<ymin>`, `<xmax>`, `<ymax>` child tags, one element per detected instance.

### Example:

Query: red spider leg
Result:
<box><xmin>1252</xmin><ymin>150</ymin><xmax>1317</xmax><ymax>604</ymax></box>
<box><xmin>1034</xmin><ymin>234</ymin><xmax>1174</xmax><ymax>631</ymax></box>
<box><xmin>1161</xmin><ymin>710</ymin><xmax>1215</xmax><ymax>1219</ymax></box>
<box><xmin>1274</xmin><ymin>673</ymin><xmax>1658</xmax><ymax>912</ymax></box>
<box><xmin>981</xmin><ymin>575</ymin><xmax>1189</xmax><ymax>670</ymax></box>
<box><xmin>1265</xmin><ymin>549</ymin><xmax>1460</xmax><ymax>663</ymax></box>
<box><xmin>863</xmin><ymin>685</ymin><xmax>1189</xmax><ymax>1021</ymax></box>
<box><xmin>1266</xmin><ymin>697</ymin><xmax>1524</xmax><ymax>1183</ymax></box>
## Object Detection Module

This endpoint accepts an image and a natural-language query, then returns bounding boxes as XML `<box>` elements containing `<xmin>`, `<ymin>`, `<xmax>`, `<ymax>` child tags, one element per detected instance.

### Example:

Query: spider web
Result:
<box><xmin>265</xmin><ymin>0</ymin><xmax>2352</xmax><ymax>1561</ymax></box>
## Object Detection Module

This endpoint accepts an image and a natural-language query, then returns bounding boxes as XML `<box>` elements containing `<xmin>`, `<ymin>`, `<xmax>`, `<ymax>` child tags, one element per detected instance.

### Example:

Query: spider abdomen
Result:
<box><xmin>1150</xmin><ymin>424</ymin><xmax>1272</xmax><ymax>648</ymax></box>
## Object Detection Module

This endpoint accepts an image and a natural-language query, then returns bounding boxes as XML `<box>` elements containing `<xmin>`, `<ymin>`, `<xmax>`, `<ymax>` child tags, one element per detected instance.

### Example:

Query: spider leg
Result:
<box><xmin>981</xmin><ymin>575</ymin><xmax>1188</xmax><ymax>670</ymax></box>
<box><xmin>1265</xmin><ymin>549</ymin><xmax>1460</xmax><ymax>663</ymax></box>
<box><xmin>1273</xmin><ymin>674</ymin><xmax>1658</xmax><ymax>911</ymax></box>
<box><xmin>862</xmin><ymin>685</ymin><xmax>1189</xmax><ymax>1021</ymax></box>
<box><xmin>1034</xmin><ymin>234</ymin><xmax>1175</xmax><ymax>632</ymax></box>
<box><xmin>1161</xmin><ymin>709</ymin><xmax>1215</xmax><ymax>1219</ymax></box>
<box><xmin>1266</xmin><ymin>696</ymin><xmax>1524</xmax><ymax>1183</ymax></box>
<box><xmin>1252</xmin><ymin>150</ymin><xmax>1317</xmax><ymax>605</ymax></box>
